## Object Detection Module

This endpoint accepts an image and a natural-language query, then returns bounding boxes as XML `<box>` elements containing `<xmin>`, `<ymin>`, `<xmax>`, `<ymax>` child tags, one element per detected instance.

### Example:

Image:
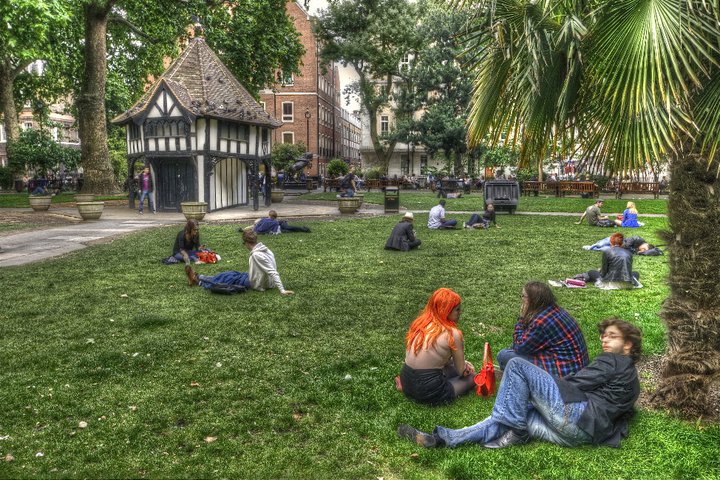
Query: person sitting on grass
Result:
<box><xmin>464</xmin><ymin>203</ymin><xmax>500</xmax><ymax>229</ymax></box>
<box><xmin>497</xmin><ymin>281</ymin><xmax>589</xmax><ymax>377</ymax></box>
<box><xmin>185</xmin><ymin>230</ymin><xmax>294</xmax><ymax>296</ymax></box>
<box><xmin>171</xmin><ymin>219</ymin><xmax>201</xmax><ymax>264</ymax></box>
<box><xmin>614</xmin><ymin>201</ymin><xmax>643</xmax><ymax>228</ymax></box>
<box><xmin>385</xmin><ymin>212</ymin><xmax>421</xmax><ymax>251</ymax></box>
<box><xmin>428</xmin><ymin>199</ymin><xmax>457</xmax><ymax>229</ymax></box>
<box><xmin>580</xmin><ymin>233</ymin><xmax>642</xmax><ymax>289</ymax></box>
<box><xmin>398</xmin><ymin>318</ymin><xmax>641</xmax><ymax>449</ymax></box>
<box><xmin>399</xmin><ymin>288</ymin><xmax>476</xmax><ymax>406</ymax></box>
<box><xmin>583</xmin><ymin>235</ymin><xmax>662</xmax><ymax>255</ymax></box>
<box><xmin>575</xmin><ymin>199</ymin><xmax>615</xmax><ymax>227</ymax></box>
<box><xmin>252</xmin><ymin>210</ymin><xmax>311</xmax><ymax>235</ymax></box>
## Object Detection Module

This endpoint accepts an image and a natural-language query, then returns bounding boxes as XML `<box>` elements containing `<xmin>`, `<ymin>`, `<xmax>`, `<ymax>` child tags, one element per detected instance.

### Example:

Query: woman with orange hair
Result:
<box><xmin>399</xmin><ymin>288</ymin><xmax>476</xmax><ymax>406</ymax></box>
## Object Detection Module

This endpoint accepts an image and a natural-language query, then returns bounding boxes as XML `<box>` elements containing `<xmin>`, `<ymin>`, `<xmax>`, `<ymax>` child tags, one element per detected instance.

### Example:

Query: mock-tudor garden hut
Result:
<box><xmin>112</xmin><ymin>38</ymin><xmax>281</xmax><ymax>212</ymax></box>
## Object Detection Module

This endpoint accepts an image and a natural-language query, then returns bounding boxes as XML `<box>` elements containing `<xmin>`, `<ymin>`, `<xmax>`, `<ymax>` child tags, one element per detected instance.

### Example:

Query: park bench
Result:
<box><xmin>521</xmin><ymin>181</ymin><xmax>559</xmax><ymax>196</ymax></box>
<box><xmin>323</xmin><ymin>178</ymin><xmax>342</xmax><ymax>192</ymax></box>
<box><xmin>283</xmin><ymin>180</ymin><xmax>313</xmax><ymax>191</ymax></box>
<box><xmin>615</xmin><ymin>181</ymin><xmax>660</xmax><ymax>199</ymax></box>
<box><xmin>559</xmin><ymin>181</ymin><xmax>599</xmax><ymax>198</ymax></box>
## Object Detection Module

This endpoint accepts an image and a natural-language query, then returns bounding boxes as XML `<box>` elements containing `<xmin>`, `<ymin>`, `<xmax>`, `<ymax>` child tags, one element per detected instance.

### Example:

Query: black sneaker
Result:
<box><xmin>397</xmin><ymin>424</ymin><xmax>443</xmax><ymax>448</ymax></box>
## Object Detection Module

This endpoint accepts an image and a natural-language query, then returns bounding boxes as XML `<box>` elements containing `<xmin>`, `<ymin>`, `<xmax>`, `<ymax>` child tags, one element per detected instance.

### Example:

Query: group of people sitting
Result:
<box><xmin>397</xmin><ymin>283</ymin><xmax>642</xmax><ymax>450</ymax></box>
<box><xmin>576</xmin><ymin>199</ymin><xmax>643</xmax><ymax>228</ymax></box>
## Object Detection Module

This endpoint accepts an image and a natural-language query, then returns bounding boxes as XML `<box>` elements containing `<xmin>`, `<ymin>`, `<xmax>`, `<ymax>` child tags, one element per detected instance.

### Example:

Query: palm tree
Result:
<box><xmin>455</xmin><ymin>0</ymin><xmax>720</xmax><ymax>419</ymax></box>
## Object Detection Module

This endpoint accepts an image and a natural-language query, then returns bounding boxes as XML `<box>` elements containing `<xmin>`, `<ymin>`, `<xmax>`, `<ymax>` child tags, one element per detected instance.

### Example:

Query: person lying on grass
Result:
<box><xmin>578</xmin><ymin>233</ymin><xmax>642</xmax><ymax>289</ymax></box>
<box><xmin>464</xmin><ymin>203</ymin><xmax>501</xmax><ymax>229</ymax></box>
<box><xmin>185</xmin><ymin>230</ymin><xmax>294</xmax><ymax>296</ymax></box>
<box><xmin>252</xmin><ymin>210</ymin><xmax>311</xmax><ymax>235</ymax></box>
<box><xmin>496</xmin><ymin>281</ymin><xmax>589</xmax><ymax>377</ymax></box>
<box><xmin>398</xmin><ymin>318</ymin><xmax>641</xmax><ymax>449</ymax></box>
<box><xmin>583</xmin><ymin>235</ymin><xmax>662</xmax><ymax>256</ymax></box>
<box><xmin>398</xmin><ymin>288</ymin><xmax>475</xmax><ymax>406</ymax></box>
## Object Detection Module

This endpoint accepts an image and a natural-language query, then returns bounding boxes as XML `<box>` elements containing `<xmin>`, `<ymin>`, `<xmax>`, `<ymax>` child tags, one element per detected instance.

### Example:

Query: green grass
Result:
<box><xmin>298</xmin><ymin>191</ymin><xmax>669</xmax><ymax>214</ymax></box>
<box><xmin>0</xmin><ymin>193</ymin><xmax>127</xmax><ymax>208</ymax></box>
<box><xmin>0</xmin><ymin>212</ymin><xmax>717</xmax><ymax>479</ymax></box>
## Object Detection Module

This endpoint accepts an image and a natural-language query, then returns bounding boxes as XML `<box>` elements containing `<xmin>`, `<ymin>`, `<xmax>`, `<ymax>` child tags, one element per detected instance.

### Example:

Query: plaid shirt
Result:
<box><xmin>513</xmin><ymin>305</ymin><xmax>589</xmax><ymax>377</ymax></box>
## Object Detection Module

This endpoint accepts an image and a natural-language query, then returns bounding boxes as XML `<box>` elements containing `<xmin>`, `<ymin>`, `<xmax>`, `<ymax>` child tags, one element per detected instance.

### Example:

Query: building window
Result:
<box><xmin>52</xmin><ymin>127</ymin><xmax>59</xmax><ymax>142</ymax></box>
<box><xmin>278</xmin><ymin>71</ymin><xmax>294</xmax><ymax>86</ymax></box>
<box><xmin>380</xmin><ymin>115</ymin><xmax>389</xmax><ymax>134</ymax></box>
<box><xmin>129</xmin><ymin>123</ymin><xmax>141</xmax><ymax>140</ymax></box>
<box><xmin>400</xmin><ymin>53</ymin><xmax>410</xmax><ymax>70</ymax></box>
<box><xmin>0</xmin><ymin>124</ymin><xmax>5</xmax><ymax>142</ymax></box>
<box><xmin>420</xmin><ymin>155</ymin><xmax>428</xmax><ymax>173</ymax></box>
<box><xmin>260</xmin><ymin>101</ymin><xmax>266</xmax><ymax>111</ymax></box>
<box><xmin>282</xmin><ymin>102</ymin><xmax>294</xmax><ymax>122</ymax></box>
<box><xmin>282</xmin><ymin>132</ymin><xmax>294</xmax><ymax>144</ymax></box>
<box><xmin>147</xmin><ymin>121</ymin><xmax>184</xmax><ymax>138</ymax></box>
<box><xmin>219</xmin><ymin>121</ymin><xmax>249</xmax><ymax>141</ymax></box>
<box><xmin>23</xmin><ymin>122</ymin><xmax>33</xmax><ymax>130</ymax></box>
<box><xmin>401</xmin><ymin>154</ymin><xmax>409</xmax><ymax>175</ymax></box>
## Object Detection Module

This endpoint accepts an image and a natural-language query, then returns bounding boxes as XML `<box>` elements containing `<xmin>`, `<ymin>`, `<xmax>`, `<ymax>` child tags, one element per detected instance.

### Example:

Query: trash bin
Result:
<box><xmin>483</xmin><ymin>180</ymin><xmax>520</xmax><ymax>214</ymax></box>
<box><xmin>384</xmin><ymin>186</ymin><xmax>400</xmax><ymax>214</ymax></box>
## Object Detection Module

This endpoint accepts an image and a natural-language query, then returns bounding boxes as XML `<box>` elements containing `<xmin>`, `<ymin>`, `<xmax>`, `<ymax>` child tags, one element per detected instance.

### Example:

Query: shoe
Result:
<box><xmin>462</xmin><ymin>222</ymin><xmax>467</xmax><ymax>229</ymax></box>
<box><xmin>185</xmin><ymin>265</ymin><xmax>199</xmax><ymax>286</ymax></box>
<box><xmin>397</xmin><ymin>424</ymin><xmax>443</xmax><ymax>448</ymax></box>
<box><xmin>582</xmin><ymin>245</ymin><xmax>592</xmax><ymax>250</ymax></box>
<box><xmin>139</xmin><ymin>211</ymin><xmax>143</xmax><ymax>215</ymax></box>
<box><xmin>483</xmin><ymin>429</ymin><xmax>530</xmax><ymax>449</ymax></box>
<box><xmin>152</xmin><ymin>210</ymin><xmax>157</xmax><ymax>214</ymax></box>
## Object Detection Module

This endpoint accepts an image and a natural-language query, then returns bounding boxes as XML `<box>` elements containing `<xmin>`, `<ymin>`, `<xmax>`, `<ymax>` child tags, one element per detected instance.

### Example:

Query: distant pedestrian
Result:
<box><xmin>136</xmin><ymin>165</ymin><xmax>156</xmax><ymax>214</ymax></box>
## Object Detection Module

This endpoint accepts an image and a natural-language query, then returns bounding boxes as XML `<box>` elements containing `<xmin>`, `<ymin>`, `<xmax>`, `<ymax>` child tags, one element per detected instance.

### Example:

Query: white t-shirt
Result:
<box><xmin>428</xmin><ymin>205</ymin><xmax>445</xmax><ymax>229</ymax></box>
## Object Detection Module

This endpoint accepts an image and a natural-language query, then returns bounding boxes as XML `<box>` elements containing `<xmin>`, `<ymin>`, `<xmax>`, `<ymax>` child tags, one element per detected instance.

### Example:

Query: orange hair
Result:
<box><xmin>610</xmin><ymin>232</ymin><xmax>625</xmax><ymax>246</ymax></box>
<box><xmin>405</xmin><ymin>288</ymin><xmax>462</xmax><ymax>354</ymax></box>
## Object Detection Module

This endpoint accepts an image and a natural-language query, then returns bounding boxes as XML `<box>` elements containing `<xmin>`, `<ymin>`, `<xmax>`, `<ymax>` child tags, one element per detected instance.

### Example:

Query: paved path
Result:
<box><xmin>0</xmin><ymin>198</ymin><xmax>666</xmax><ymax>267</ymax></box>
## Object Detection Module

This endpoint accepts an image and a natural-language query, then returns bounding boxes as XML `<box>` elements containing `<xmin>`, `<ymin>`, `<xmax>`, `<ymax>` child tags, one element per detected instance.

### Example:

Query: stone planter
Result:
<box><xmin>270</xmin><ymin>190</ymin><xmax>284</xmax><ymax>203</ymax></box>
<box><xmin>354</xmin><ymin>193</ymin><xmax>364</xmax><ymax>207</ymax></box>
<box><xmin>180</xmin><ymin>201</ymin><xmax>208</xmax><ymax>221</ymax></box>
<box><xmin>75</xmin><ymin>193</ymin><xmax>96</xmax><ymax>203</ymax></box>
<box><xmin>77</xmin><ymin>201</ymin><xmax>105</xmax><ymax>220</ymax></box>
<box><xmin>29</xmin><ymin>196</ymin><xmax>52</xmax><ymax>211</ymax></box>
<box><xmin>337</xmin><ymin>197</ymin><xmax>361</xmax><ymax>214</ymax></box>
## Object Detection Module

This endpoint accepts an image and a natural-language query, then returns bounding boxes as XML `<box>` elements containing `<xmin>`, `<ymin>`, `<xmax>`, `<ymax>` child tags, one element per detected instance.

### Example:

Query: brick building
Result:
<box><xmin>260</xmin><ymin>1</ymin><xmax>361</xmax><ymax>179</ymax></box>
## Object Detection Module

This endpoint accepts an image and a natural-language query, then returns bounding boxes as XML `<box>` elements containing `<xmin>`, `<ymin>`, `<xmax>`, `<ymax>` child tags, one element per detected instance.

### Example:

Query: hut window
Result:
<box><xmin>147</xmin><ymin>121</ymin><xmax>183</xmax><ymax>138</ymax></box>
<box><xmin>129</xmin><ymin>124</ymin><xmax>141</xmax><ymax>140</ymax></box>
<box><xmin>220</xmin><ymin>121</ymin><xmax>249</xmax><ymax>142</ymax></box>
<box><xmin>282</xmin><ymin>102</ymin><xmax>293</xmax><ymax>122</ymax></box>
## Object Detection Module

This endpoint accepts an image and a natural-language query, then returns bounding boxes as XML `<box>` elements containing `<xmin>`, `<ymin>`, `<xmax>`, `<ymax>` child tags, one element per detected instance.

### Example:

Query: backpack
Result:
<box><xmin>208</xmin><ymin>283</ymin><xmax>247</xmax><ymax>295</ymax></box>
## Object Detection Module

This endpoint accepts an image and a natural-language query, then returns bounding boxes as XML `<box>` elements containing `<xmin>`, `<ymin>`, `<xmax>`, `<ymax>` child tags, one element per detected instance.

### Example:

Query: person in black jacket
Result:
<box><xmin>398</xmin><ymin>318</ymin><xmax>641</xmax><ymax>449</ymax></box>
<box><xmin>586</xmin><ymin>233</ymin><xmax>642</xmax><ymax>289</ymax></box>
<box><xmin>385</xmin><ymin>212</ymin><xmax>421</xmax><ymax>251</ymax></box>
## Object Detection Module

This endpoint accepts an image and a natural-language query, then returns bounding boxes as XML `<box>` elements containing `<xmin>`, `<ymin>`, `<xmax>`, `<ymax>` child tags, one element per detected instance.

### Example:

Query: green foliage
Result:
<box><xmin>1</xmin><ymin>210</ymin><xmax>719</xmax><ymax>478</ymax></box>
<box><xmin>480</xmin><ymin>146</ymin><xmax>516</xmax><ymax>168</ymax></box>
<box><xmin>0</xmin><ymin>166</ymin><xmax>14</xmax><ymax>190</ymax></box>
<box><xmin>327</xmin><ymin>158</ymin><xmax>350</xmax><ymax>178</ymax></box>
<box><xmin>6</xmin><ymin>128</ymin><xmax>80</xmax><ymax>176</ymax></box>
<box><xmin>363</xmin><ymin>167</ymin><xmax>383</xmax><ymax>180</ymax></box>
<box><xmin>271</xmin><ymin>142</ymin><xmax>306</xmax><ymax>173</ymax></box>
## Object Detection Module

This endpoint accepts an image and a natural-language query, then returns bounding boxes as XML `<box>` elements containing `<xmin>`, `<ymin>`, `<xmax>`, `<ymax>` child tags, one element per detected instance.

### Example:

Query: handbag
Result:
<box><xmin>474</xmin><ymin>342</ymin><xmax>496</xmax><ymax>397</ymax></box>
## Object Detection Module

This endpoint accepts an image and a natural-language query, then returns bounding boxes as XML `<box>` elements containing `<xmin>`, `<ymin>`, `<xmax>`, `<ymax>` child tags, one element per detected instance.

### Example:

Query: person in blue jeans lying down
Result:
<box><xmin>397</xmin><ymin>318</ymin><xmax>641</xmax><ymax>449</ymax></box>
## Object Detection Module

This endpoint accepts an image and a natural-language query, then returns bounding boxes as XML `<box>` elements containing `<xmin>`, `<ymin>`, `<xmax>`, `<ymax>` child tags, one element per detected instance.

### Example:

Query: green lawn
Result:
<box><xmin>1</xmin><ymin>212</ymin><xmax>717</xmax><ymax>479</ymax></box>
<box><xmin>0</xmin><ymin>193</ymin><xmax>127</xmax><ymax>208</ymax></box>
<box><xmin>298</xmin><ymin>190</ymin><xmax>669</xmax><ymax>214</ymax></box>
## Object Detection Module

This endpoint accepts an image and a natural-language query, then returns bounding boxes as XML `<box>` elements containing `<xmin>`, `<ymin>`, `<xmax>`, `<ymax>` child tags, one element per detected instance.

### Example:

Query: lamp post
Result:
<box><xmin>304</xmin><ymin>109</ymin><xmax>311</xmax><ymax>151</ymax></box>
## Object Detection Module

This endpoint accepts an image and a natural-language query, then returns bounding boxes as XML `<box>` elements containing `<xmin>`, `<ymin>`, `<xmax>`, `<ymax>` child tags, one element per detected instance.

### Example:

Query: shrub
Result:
<box><xmin>327</xmin><ymin>158</ymin><xmax>349</xmax><ymax>178</ymax></box>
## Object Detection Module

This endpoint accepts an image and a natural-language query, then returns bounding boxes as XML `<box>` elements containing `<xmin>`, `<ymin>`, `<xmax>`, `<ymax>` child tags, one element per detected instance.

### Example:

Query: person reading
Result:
<box><xmin>385</xmin><ymin>212</ymin><xmax>421</xmax><ymax>251</ymax></box>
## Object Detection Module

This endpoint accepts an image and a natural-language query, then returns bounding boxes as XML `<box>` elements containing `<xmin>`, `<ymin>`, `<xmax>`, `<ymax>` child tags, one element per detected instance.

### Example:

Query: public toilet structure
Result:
<box><xmin>112</xmin><ymin>37</ymin><xmax>281</xmax><ymax>211</ymax></box>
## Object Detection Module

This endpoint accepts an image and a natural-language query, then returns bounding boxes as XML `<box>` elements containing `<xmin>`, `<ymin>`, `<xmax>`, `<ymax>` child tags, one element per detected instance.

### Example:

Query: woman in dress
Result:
<box><xmin>399</xmin><ymin>288</ymin><xmax>476</xmax><ymax>406</ymax></box>
<box><xmin>615</xmin><ymin>201</ymin><xmax>642</xmax><ymax>228</ymax></box>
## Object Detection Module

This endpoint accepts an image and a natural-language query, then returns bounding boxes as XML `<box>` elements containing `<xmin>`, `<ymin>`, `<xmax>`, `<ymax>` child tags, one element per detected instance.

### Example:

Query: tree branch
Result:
<box><xmin>108</xmin><ymin>13</ymin><xmax>162</xmax><ymax>43</ymax></box>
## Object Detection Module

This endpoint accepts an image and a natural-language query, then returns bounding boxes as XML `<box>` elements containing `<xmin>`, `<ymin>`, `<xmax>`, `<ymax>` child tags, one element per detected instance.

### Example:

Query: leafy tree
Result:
<box><xmin>326</xmin><ymin>158</ymin><xmax>349</xmax><ymax>178</ymax></box>
<box><xmin>315</xmin><ymin>0</ymin><xmax>424</xmax><ymax>173</ymax></box>
<box><xmin>271</xmin><ymin>142</ymin><xmax>307</xmax><ymax>174</ymax></box>
<box><xmin>7</xmin><ymin>127</ymin><xmax>80</xmax><ymax>177</ymax></box>
<box><xmin>0</xmin><ymin>0</ymin><xmax>70</xmax><ymax>146</ymax></box>
<box><xmin>456</xmin><ymin>0</ymin><xmax>720</xmax><ymax>418</ymax></box>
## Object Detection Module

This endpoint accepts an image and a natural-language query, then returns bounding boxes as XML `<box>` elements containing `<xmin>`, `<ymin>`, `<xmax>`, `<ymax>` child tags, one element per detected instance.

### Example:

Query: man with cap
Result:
<box><xmin>575</xmin><ymin>199</ymin><xmax>615</xmax><ymax>227</ymax></box>
<box><xmin>385</xmin><ymin>212</ymin><xmax>422</xmax><ymax>251</ymax></box>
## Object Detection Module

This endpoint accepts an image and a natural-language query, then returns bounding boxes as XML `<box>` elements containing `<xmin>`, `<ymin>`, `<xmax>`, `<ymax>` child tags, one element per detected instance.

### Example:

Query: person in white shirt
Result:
<box><xmin>428</xmin><ymin>200</ymin><xmax>457</xmax><ymax>229</ymax></box>
<box><xmin>185</xmin><ymin>230</ymin><xmax>294</xmax><ymax>295</ymax></box>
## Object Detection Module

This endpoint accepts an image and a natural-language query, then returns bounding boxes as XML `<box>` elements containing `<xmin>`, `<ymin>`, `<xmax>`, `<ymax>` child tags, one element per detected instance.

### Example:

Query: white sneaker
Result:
<box><xmin>462</xmin><ymin>222</ymin><xmax>467</xmax><ymax>229</ymax></box>
<box><xmin>139</xmin><ymin>211</ymin><xmax>143</xmax><ymax>215</ymax></box>
<box><xmin>582</xmin><ymin>245</ymin><xmax>592</xmax><ymax>250</ymax></box>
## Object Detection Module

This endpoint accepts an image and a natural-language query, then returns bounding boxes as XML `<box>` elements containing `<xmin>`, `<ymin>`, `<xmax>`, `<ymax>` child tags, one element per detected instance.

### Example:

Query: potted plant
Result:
<box><xmin>180</xmin><ymin>201</ymin><xmax>208</xmax><ymax>221</ymax></box>
<box><xmin>337</xmin><ymin>196</ymin><xmax>361</xmax><ymax>214</ymax></box>
<box><xmin>76</xmin><ymin>201</ymin><xmax>105</xmax><ymax>220</ymax></box>
<box><xmin>270</xmin><ymin>188</ymin><xmax>284</xmax><ymax>203</ymax></box>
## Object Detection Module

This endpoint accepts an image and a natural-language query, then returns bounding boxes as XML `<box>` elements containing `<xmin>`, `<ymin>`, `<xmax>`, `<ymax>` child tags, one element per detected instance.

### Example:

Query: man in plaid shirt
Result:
<box><xmin>497</xmin><ymin>282</ymin><xmax>589</xmax><ymax>377</ymax></box>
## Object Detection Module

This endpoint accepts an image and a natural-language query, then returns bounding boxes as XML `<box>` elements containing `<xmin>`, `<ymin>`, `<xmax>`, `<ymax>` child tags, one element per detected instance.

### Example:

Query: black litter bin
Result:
<box><xmin>484</xmin><ymin>180</ymin><xmax>520</xmax><ymax>214</ymax></box>
<box><xmin>384</xmin><ymin>186</ymin><xmax>400</xmax><ymax>213</ymax></box>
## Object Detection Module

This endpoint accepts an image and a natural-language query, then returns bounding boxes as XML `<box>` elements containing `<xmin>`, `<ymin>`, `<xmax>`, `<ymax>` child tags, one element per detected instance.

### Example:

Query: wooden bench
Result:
<box><xmin>559</xmin><ymin>181</ymin><xmax>599</xmax><ymax>198</ymax></box>
<box><xmin>521</xmin><ymin>181</ymin><xmax>559</xmax><ymax>196</ymax></box>
<box><xmin>283</xmin><ymin>180</ymin><xmax>312</xmax><ymax>190</ymax></box>
<box><xmin>323</xmin><ymin>178</ymin><xmax>342</xmax><ymax>192</ymax></box>
<box><xmin>616</xmin><ymin>182</ymin><xmax>660</xmax><ymax>199</ymax></box>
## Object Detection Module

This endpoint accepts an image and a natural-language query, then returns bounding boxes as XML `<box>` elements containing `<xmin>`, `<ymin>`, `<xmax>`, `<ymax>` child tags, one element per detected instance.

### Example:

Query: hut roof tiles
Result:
<box><xmin>112</xmin><ymin>37</ymin><xmax>281</xmax><ymax>128</ymax></box>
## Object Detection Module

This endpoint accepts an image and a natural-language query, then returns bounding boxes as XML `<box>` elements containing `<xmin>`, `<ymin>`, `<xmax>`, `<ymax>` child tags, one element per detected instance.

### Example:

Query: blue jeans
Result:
<box><xmin>433</xmin><ymin>358</ymin><xmax>591</xmax><ymax>447</ymax></box>
<box><xmin>497</xmin><ymin>348</ymin><xmax>531</xmax><ymax>370</ymax></box>
<box><xmin>138</xmin><ymin>190</ymin><xmax>155</xmax><ymax>212</ymax></box>
<box><xmin>589</xmin><ymin>237</ymin><xmax>611</xmax><ymax>251</ymax></box>
<box><xmin>198</xmin><ymin>271</ymin><xmax>251</xmax><ymax>290</ymax></box>
<box><xmin>439</xmin><ymin>219</ymin><xmax>457</xmax><ymax>229</ymax></box>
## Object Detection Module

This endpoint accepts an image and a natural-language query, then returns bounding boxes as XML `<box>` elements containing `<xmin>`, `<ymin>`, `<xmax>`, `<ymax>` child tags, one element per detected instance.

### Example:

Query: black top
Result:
<box><xmin>623</xmin><ymin>236</ymin><xmax>646</xmax><ymax>253</ymax></box>
<box><xmin>384</xmin><ymin>221</ymin><xmax>417</xmax><ymax>251</ymax></box>
<box><xmin>482</xmin><ymin>209</ymin><xmax>496</xmax><ymax>225</ymax></box>
<box><xmin>173</xmin><ymin>230</ymin><xmax>200</xmax><ymax>255</ymax></box>
<box><xmin>554</xmin><ymin>353</ymin><xmax>639</xmax><ymax>446</ymax></box>
<box><xmin>601</xmin><ymin>247</ymin><xmax>635</xmax><ymax>283</ymax></box>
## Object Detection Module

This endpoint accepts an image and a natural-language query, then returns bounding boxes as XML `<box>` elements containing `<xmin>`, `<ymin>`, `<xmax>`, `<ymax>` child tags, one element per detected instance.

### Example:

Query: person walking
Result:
<box><xmin>136</xmin><ymin>165</ymin><xmax>156</xmax><ymax>214</ymax></box>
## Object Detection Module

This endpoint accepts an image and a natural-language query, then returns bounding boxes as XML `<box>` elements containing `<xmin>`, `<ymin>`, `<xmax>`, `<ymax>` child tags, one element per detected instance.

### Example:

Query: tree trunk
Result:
<box><xmin>77</xmin><ymin>2</ymin><xmax>117</xmax><ymax>194</ymax></box>
<box><xmin>0</xmin><ymin>62</ymin><xmax>20</xmax><ymax>145</ymax></box>
<box><xmin>652</xmin><ymin>150</ymin><xmax>720</xmax><ymax>419</ymax></box>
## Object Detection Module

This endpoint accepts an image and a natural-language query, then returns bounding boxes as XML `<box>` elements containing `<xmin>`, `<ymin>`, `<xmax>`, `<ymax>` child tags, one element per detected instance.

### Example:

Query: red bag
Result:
<box><xmin>474</xmin><ymin>342</ymin><xmax>496</xmax><ymax>397</ymax></box>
